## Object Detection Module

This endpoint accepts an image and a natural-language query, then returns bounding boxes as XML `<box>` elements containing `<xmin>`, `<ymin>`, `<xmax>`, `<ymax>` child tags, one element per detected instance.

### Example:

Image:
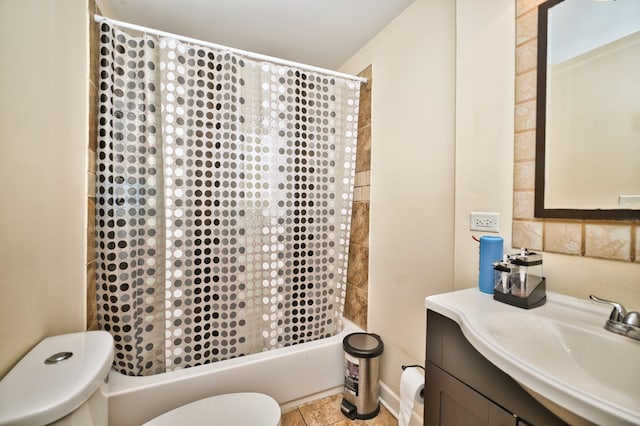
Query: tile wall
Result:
<box><xmin>344</xmin><ymin>65</ymin><xmax>372</xmax><ymax>330</ymax></box>
<box><xmin>512</xmin><ymin>0</ymin><xmax>638</xmax><ymax>263</ymax></box>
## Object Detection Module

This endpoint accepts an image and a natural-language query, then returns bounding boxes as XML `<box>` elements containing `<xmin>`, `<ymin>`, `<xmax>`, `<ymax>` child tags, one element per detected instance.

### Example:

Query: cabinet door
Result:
<box><xmin>426</xmin><ymin>310</ymin><xmax>567</xmax><ymax>425</ymax></box>
<box><xmin>426</xmin><ymin>363</ymin><xmax>516</xmax><ymax>426</ymax></box>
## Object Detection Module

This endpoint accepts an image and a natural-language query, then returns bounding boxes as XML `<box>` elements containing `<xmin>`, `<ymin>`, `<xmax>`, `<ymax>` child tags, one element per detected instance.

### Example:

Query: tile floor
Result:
<box><xmin>281</xmin><ymin>394</ymin><xmax>397</xmax><ymax>426</ymax></box>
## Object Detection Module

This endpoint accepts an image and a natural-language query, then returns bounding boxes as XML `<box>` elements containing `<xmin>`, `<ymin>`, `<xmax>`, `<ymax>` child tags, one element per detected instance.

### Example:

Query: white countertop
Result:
<box><xmin>425</xmin><ymin>288</ymin><xmax>640</xmax><ymax>426</ymax></box>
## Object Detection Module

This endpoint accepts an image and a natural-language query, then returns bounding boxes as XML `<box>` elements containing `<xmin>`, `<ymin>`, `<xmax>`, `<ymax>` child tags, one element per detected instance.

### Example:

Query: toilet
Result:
<box><xmin>0</xmin><ymin>331</ymin><xmax>281</xmax><ymax>426</ymax></box>
<box><xmin>143</xmin><ymin>392</ymin><xmax>281</xmax><ymax>426</ymax></box>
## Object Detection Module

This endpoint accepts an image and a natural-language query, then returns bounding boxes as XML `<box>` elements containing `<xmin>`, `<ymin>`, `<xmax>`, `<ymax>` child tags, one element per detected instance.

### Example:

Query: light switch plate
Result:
<box><xmin>619</xmin><ymin>195</ymin><xmax>640</xmax><ymax>207</ymax></box>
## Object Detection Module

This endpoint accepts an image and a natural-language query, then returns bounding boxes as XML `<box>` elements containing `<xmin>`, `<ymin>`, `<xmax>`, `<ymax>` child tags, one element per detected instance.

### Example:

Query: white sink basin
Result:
<box><xmin>426</xmin><ymin>289</ymin><xmax>640</xmax><ymax>426</ymax></box>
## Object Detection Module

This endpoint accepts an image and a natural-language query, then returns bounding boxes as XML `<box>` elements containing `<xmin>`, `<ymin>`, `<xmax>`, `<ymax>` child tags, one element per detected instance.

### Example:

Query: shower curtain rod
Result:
<box><xmin>94</xmin><ymin>15</ymin><xmax>368</xmax><ymax>84</ymax></box>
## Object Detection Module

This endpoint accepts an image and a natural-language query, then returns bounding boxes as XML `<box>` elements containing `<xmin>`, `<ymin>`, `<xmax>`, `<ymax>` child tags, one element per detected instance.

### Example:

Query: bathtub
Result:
<box><xmin>107</xmin><ymin>318</ymin><xmax>362</xmax><ymax>426</ymax></box>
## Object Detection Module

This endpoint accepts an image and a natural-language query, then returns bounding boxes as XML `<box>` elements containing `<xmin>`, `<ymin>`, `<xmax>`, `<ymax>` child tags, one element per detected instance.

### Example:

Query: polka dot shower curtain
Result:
<box><xmin>95</xmin><ymin>22</ymin><xmax>361</xmax><ymax>375</ymax></box>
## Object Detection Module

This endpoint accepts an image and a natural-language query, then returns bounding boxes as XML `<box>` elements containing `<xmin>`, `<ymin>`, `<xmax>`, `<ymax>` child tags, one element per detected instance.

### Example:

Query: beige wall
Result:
<box><xmin>340</xmin><ymin>0</ymin><xmax>456</xmax><ymax>397</ymax></box>
<box><xmin>453</xmin><ymin>0</ymin><xmax>516</xmax><ymax>291</ymax></box>
<box><xmin>0</xmin><ymin>0</ymin><xmax>89</xmax><ymax>377</ymax></box>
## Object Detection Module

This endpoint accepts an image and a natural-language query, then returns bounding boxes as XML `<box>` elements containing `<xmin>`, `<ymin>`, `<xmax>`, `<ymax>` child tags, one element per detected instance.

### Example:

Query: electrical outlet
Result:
<box><xmin>470</xmin><ymin>212</ymin><xmax>500</xmax><ymax>232</ymax></box>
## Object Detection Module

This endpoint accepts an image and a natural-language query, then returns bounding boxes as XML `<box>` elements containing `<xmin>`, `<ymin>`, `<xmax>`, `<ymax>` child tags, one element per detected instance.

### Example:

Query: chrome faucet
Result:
<box><xmin>590</xmin><ymin>295</ymin><xmax>640</xmax><ymax>341</ymax></box>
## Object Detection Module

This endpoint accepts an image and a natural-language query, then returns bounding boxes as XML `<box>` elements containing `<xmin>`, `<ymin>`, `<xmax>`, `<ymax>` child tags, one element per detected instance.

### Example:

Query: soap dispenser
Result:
<box><xmin>493</xmin><ymin>249</ymin><xmax>546</xmax><ymax>309</ymax></box>
<box><xmin>509</xmin><ymin>249</ymin><xmax>543</xmax><ymax>298</ymax></box>
<box><xmin>493</xmin><ymin>255</ymin><xmax>511</xmax><ymax>294</ymax></box>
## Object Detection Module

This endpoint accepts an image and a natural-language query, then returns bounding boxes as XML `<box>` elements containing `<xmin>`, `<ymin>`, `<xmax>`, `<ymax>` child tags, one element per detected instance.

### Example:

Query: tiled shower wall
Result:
<box><xmin>512</xmin><ymin>0</ymin><xmax>638</xmax><ymax>263</ymax></box>
<box><xmin>85</xmin><ymin>17</ymin><xmax>373</xmax><ymax>331</ymax></box>
<box><xmin>344</xmin><ymin>66</ymin><xmax>372</xmax><ymax>330</ymax></box>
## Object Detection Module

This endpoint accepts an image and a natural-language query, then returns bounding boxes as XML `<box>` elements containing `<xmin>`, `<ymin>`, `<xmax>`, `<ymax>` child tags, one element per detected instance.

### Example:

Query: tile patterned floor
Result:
<box><xmin>281</xmin><ymin>394</ymin><xmax>397</xmax><ymax>426</ymax></box>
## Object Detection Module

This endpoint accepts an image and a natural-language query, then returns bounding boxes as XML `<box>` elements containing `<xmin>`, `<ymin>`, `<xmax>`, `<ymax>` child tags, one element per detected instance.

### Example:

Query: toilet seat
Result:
<box><xmin>143</xmin><ymin>392</ymin><xmax>281</xmax><ymax>426</ymax></box>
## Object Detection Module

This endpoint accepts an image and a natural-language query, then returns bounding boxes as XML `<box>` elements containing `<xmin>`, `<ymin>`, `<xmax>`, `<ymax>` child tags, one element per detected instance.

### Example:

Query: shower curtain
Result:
<box><xmin>95</xmin><ymin>22</ymin><xmax>361</xmax><ymax>375</ymax></box>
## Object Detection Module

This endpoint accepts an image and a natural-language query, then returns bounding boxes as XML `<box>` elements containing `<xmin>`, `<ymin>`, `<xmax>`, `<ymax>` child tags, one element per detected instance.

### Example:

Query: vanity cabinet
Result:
<box><xmin>425</xmin><ymin>310</ymin><xmax>567</xmax><ymax>426</ymax></box>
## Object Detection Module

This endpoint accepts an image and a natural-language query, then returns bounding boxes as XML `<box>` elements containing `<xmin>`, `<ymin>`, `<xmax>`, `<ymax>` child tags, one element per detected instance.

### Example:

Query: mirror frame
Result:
<box><xmin>535</xmin><ymin>0</ymin><xmax>640</xmax><ymax>220</ymax></box>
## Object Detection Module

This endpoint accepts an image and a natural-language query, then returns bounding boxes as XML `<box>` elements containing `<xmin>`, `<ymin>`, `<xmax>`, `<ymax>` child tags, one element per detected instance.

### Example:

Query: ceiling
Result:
<box><xmin>96</xmin><ymin>0</ymin><xmax>416</xmax><ymax>70</ymax></box>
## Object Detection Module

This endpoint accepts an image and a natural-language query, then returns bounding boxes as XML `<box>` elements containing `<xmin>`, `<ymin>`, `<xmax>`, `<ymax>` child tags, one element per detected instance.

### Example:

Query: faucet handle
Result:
<box><xmin>589</xmin><ymin>295</ymin><xmax>627</xmax><ymax>322</ymax></box>
<box><xmin>622</xmin><ymin>311</ymin><xmax>640</xmax><ymax>327</ymax></box>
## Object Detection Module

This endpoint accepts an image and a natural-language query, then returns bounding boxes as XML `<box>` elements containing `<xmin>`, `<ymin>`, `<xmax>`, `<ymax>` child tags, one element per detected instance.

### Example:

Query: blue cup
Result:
<box><xmin>479</xmin><ymin>236</ymin><xmax>503</xmax><ymax>294</ymax></box>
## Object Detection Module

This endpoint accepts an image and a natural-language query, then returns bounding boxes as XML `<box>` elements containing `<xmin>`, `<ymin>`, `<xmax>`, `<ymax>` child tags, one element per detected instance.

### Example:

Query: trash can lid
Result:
<box><xmin>343</xmin><ymin>333</ymin><xmax>384</xmax><ymax>358</ymax></box>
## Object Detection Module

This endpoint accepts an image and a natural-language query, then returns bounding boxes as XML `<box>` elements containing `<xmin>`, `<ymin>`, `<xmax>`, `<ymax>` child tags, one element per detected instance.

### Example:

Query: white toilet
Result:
<box><xmin>0</xmin><ymin>331</ymin><xmax>281</xmax><ymax>426</ymax></box>
<box><xmin>143</xmin><ymin>392</ymin><xmax>281</xmax><ymax>426</ymax></box>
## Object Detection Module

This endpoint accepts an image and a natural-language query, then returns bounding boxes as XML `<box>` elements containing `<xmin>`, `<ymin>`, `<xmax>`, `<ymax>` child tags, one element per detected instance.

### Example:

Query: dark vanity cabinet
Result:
<box><xmin>425</xmin><ymin>310</ymin><xmax>567</xmax><ymax>426</ymax></box>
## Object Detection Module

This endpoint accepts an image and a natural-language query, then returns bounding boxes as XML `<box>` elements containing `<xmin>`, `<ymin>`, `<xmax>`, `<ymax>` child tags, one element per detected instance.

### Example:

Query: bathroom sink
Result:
<box><xmin>425</xmin><ymin>289</ymin><xmax>640</xmax><ymax>426</ymax></box>
<box><xmin>485</xmin><ymin>312</ymin><xmax>639</xmax><ymax>399</ymax></box>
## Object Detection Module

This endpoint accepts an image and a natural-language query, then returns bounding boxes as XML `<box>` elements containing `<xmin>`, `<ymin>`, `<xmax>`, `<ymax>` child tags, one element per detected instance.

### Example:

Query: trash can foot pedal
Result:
<box><xmin>340</xmin><ymin>398</ymin><xmax>356</xmax><ymax>419</ymax></box>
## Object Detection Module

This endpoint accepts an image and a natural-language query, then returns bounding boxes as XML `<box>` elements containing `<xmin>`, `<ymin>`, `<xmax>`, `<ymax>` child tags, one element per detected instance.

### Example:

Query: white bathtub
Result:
<box><xmin>107</xmin><ymin>318</ymin><xmax>362</xmax><ymax>426</ymax></box>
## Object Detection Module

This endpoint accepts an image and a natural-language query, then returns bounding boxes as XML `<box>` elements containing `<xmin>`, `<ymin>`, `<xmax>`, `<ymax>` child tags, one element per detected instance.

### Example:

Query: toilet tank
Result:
<box><xmin>0</xmin><ymin>331</ymin><xmax>113</xmax><ymax>426</ymax></box>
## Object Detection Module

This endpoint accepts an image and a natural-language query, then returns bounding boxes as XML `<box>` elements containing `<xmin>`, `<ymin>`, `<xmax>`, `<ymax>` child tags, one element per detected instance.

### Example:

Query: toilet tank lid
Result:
<box><xmin>0</xmin><ymin>330</ymin><xmax>114</xmax><ymax>426</ymax></box>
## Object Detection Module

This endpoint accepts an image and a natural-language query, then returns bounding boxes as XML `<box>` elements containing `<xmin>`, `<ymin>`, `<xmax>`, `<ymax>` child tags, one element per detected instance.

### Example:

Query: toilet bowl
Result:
<box><xmin>143</xmin><ymin>392</ymin><xmax>281</xmax><ymax>426</ymax></box>
<box><xmin>0</xmin><ymin>331</ymin><xmax>281</xmax><ymax>426</ymax></box>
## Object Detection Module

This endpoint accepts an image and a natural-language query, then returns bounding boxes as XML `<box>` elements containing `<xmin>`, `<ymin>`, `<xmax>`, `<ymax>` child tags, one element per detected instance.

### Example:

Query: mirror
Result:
<box><xmin>535</xmin><ymin>0</ymin><xmax>640</xmax><ymax>220</ymax></box>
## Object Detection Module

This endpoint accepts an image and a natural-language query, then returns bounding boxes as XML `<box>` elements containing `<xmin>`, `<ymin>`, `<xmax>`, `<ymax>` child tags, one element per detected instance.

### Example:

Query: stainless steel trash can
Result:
<box><xmin>341</xmin><ymin>333</ymin><xmax>384</xmax><ymax>420</ymax></box>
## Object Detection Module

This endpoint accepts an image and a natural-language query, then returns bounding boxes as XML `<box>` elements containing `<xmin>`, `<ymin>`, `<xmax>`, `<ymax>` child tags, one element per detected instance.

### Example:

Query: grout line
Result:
<box><xmin>630</xmin><ymin>225</ymin><xmax>636</xmax><ymax>263</ymax></box>
<box><xmin>298</xmin><ymin>408</ymin><xmax>309</xmax><ymax>426</ymax></box>
<box><xmin>514</xmin><ymin>96</ymin><xmax>536</xmax><ymax>105</ymax></box>
<box><xmin>513</xmin><ymin>158</ymin><xmax>534</xmax><ymax>164</ymax></box>
<box><xmin>515</xmin><ymin>37</ymin><xmax>537</xmax><ymax>49</ymax></box>
<box><xmin>515</xmin><ymin>67</ymin><xmax>537</xmax><ymax>77</ymax></box>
